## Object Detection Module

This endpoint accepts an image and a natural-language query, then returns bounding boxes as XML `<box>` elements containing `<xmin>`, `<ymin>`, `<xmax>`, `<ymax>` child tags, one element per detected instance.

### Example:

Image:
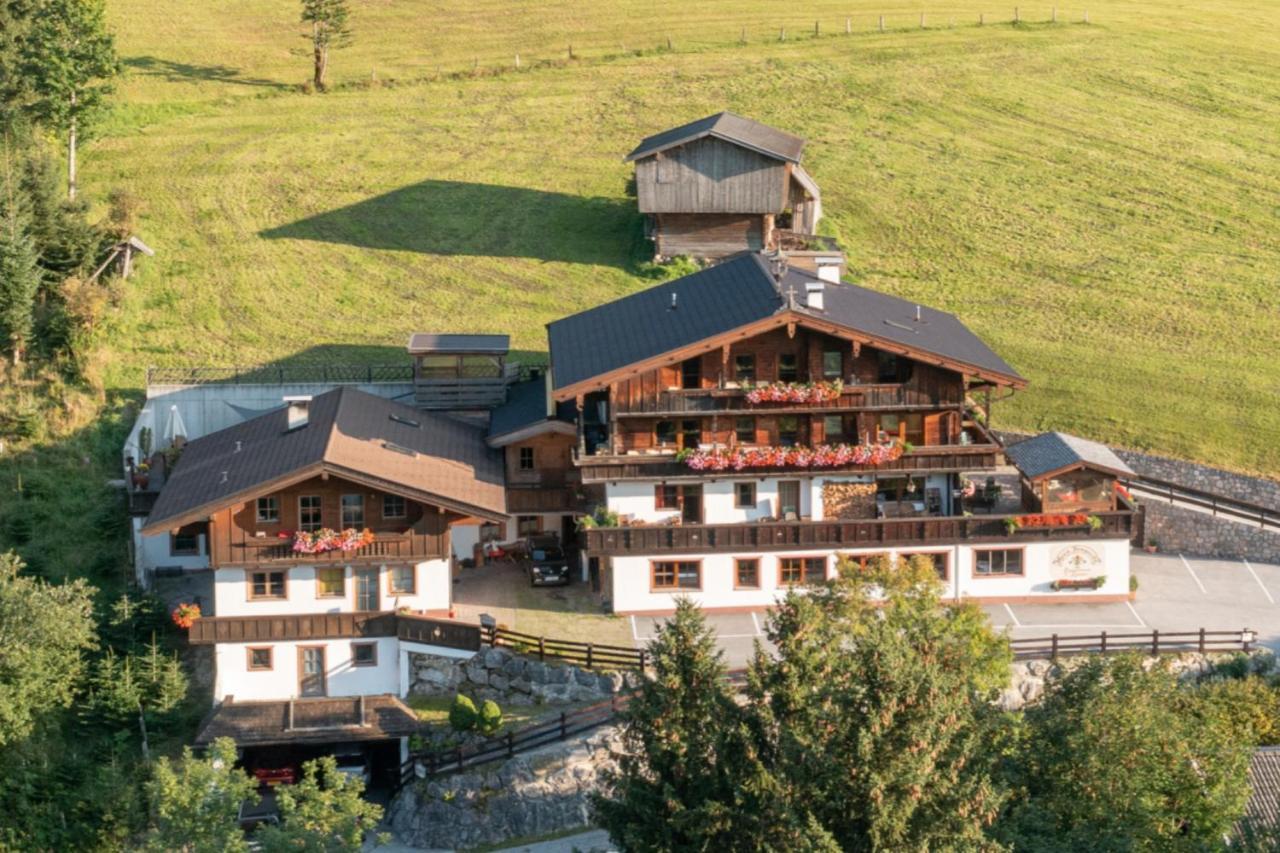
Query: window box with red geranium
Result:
<box><xmin>171</xmin><ymin>602</ymin><xmax>201</xmax><ymax>629</ymax></box>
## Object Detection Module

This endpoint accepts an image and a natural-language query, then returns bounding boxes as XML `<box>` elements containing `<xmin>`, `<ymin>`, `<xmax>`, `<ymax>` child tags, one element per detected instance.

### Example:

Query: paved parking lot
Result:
<box><xmin>630</xmin><ymin>551</ymin><xmax>1280</xmax><ymax>667</ymax></box>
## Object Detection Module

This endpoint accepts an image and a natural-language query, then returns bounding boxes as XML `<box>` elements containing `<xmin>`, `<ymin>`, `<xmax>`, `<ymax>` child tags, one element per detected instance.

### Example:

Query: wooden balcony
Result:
<box><xmin>187</xmin><ymin>611</ymin><xmax>482</xmax><ymax>653</ymax></box>
<box><xmin>216</xmin><ymin>531</ymin><xmax>446</xmax><ymax>568</ymax></box>
<box><xmin>613</xmin><ymin>383</ymin><xmax>963</xmax><ymax>417</ymax></box>
<box><xmin>575</xmin><ymin>441</ymin><xmax>1000</xmax><ymax>483</ymax></box>
<box><xmin>581</xmin><ymin>510</ymin><xmax>1137</xmax><ymax>556</ymax></box>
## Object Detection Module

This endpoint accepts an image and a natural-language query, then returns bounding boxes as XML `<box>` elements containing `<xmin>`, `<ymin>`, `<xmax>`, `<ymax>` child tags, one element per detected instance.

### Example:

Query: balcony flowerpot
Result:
<box><xmin>1050</xmin><ymin>576</ymin><xmax>1105</xmax><ymax>592</ymax></box>
<box><xmin>171</xmin><ymin>602</ymin><xmax>201</xmax><ymax>629</ymax></box>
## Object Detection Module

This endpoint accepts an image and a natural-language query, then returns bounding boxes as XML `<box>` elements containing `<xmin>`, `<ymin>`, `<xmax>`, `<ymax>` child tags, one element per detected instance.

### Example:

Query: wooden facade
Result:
<box><xmin>633</xmin><ymin>135</ymin><xmax>817</xmax><ymax>259</ymax></box>
<box><xmin>580</xmin><ymin>325</ymin><xmax>978</xmax><ymax>466</ymax></box>
<box><xmin>581</xmin><ymin>510</ymin><xmax>1138</xmax><ymax>556</ymax></box>
<box><xmin>188</xmin><ymin>611</ymin><xmax>482</xmax><ymax>652</ymax></box>
<box><xmin>201</xmin><ymin>474</ymin><xmax>455</xmax><ymax>568</ymax></box>
<box><xmin>503</xmin><ymin>432</ymin><xmax>580</xmax><ymax>514</ymax></box>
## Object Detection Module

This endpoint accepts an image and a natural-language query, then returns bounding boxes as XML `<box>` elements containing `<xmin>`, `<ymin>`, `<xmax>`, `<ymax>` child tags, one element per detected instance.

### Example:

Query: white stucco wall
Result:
<box><xmin>214</xmin><ymin>636</ymin><xmax>401</xmax><ymax>702</ymax></box>
<box><xmin>133</xmin><ymin>520</ymin><xmax>209</xmax><ymax>586</ymax></box>
<box><xmin>213</xmin><ymin>559</ymin><xmax>452</xmax><ymax>617</ymax></box>
<box><xmin>608</xmin><ymin>538</ymin><xmax>1131</xmax><ymax>614</ymax></box>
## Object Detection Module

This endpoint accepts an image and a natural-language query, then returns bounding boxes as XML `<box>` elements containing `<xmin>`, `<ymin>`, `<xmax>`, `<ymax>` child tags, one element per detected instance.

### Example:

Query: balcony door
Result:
<box><xmin>354</xmin><ymin>567</ymin><xmax>379</xmax><ymax>611</ymax></box>
<box><xmin>298</xmin><ymin>646</ymin><xmax>326</xmax><ymax>697</ymax></box>
<box><xmin>778</xmin><ymin>480</ymin><xmax>801</xmax><ymax>520</ymax></box>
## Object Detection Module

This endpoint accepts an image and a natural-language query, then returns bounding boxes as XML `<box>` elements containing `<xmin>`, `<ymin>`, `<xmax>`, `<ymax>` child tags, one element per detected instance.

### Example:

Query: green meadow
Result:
<box><xmin>86</xmin><ymin>0</ymin><xmax>1280</xmax><ymax>474</ymax></box>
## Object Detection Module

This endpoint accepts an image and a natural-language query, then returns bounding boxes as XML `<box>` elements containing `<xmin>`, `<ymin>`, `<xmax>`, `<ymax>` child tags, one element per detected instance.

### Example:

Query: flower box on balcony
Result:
<box><xmin>743</xmin><ymin>380</ymin><xmax>844</xmax><ymax>405</ymax></box>
<box><xmin>1051</xmin><ymin>576</ymin><xmax>1106</xmax><ymax>591</ymax></box>
<box><xmin>681</xmin><ymin>440</ymin><xmax>907</xmax><ymax>472</ymax></box>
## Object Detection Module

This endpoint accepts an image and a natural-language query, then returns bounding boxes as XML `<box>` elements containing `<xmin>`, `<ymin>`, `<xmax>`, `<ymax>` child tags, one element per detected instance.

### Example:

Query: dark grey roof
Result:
<box><xmin>625</xmin><ymin>112</ymin><xmax>805</xmax><ymax>163</ymax></box>
<box><xmin>1005</xmin><ymin>432</ymin><xmax>1135</xmax><ymax>480</ymax></box>
<box><xmin>143</xmin><ymin>387</ymin><xmax>505</xmax><ymax>532</ymax></box>
<box><xmin>1240</xmin><ymin>747</ymin><xmax>1280</xmax><ymax>838</ymax></box>
<box><xmin>488</xmin><ymin>377</ymin><xmax>574</xmax><ymax>441</ymax></box>
<box><xmin>407</xmin><ymin>333</ymin><xmax>509</xmax><ymax>354</ymax></box>
<box><xmin>547</xmin><ymin>254</ymin><xmax>784</xmax><ymax>391</ymax></box>
<box><xmin>547</xmin><ymin>253</ymin><xmax>1024</xmax><ymax>392</ymax></box>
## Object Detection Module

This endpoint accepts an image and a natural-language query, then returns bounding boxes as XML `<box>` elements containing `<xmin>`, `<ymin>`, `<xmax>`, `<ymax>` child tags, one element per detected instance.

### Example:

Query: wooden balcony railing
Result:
<box><xmin>613</xmin><ymin>383</ymin><xmax>963</xmax><ymax>417</ymax></box>
<box><xmin>576</xmin><ymin>442</ymin><xmax>1000</xmax><ymax>483</ymax></box>
<box><xmin>188</xmin><ymin>611</ymin><xmax>481</xmax><ymax>653</ymax></box>
<box><xmin>219</xmin><ymin>531</ymin><xmax>445</xmax><ymax>567</ymax></box>
<box><xmin>581</xmin><ymin>510</ymin><xmax>1136</xmax><ymax>556</ymax></box>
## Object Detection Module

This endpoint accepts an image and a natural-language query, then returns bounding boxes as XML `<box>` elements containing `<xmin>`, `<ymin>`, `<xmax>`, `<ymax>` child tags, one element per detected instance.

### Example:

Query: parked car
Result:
<box><xmin>238</xmin><ymin>790</ymin><xmax>280</xmax><ymax>831</ymax></box>
<box><xmin>526</xmin><ymin>535</ymin><xmax>570</xmax><ymax>586</ymax></box>
<box><xmin>332</xmin><ymin>745</ymin><xmax>371</xmax><ymax>787</ymax></box>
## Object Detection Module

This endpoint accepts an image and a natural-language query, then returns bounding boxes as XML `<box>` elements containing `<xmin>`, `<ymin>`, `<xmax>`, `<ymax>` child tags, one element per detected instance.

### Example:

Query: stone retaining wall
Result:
<box><xmin>996</xmin><ymin>430</ymin><xmax>1280</xmax><ymax>563</ymax></box>
<box><xmin>409</xmin><ymin>647</ymin><xmax>637</xmax><ymax>707</ymax></box>
<box><xmin>389</xmin><ymin>726</ymin><xmax>619</xmax><ymax>850</ymax></box>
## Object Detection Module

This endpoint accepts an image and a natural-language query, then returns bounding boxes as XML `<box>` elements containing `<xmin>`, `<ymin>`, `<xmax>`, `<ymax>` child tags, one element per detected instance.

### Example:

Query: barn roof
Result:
<box><xmin>625</xmin><ymin>112</ymin><xmax>806</xmax><ymax>163</ymax></box>
<box><xmin>142</xmin><ymin>386</ymin><xmax>506</xmax><ymax>533</ymax></box>
<box><xmin>546</xmin><ymin>253</ymin><xmax>1024</xmax><ymax>395</ymax></box>
<box><xmin>1005</xmin><ymin>432</ymin><xmax>1135</xmax><ymax>481</ymax></box>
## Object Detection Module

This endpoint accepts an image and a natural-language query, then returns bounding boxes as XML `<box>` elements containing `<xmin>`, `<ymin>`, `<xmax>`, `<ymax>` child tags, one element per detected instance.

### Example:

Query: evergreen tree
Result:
<box><xmin>300</xmin><ymin>0</ymin><xmax>352</xmax><ymax>92</ymax></box>
<box><xmin>143</xmin><ymin>737</ymin><xmax>256</xmax><ymax>853</ymax></box>
<box><xmin>998</xmin><ymin>653</ymin><xmax>1253</xmax><ymax>850</ymax></box>
<box><xmin>18</xmin><ymin>0</ymin><xmax>118</xmax><ymax>198</ymax></box>
<box><xmin>255</xmin><ymin>755</ymin><xmax>386</xmax><ymax>851</ymax></box>
<box><xmin>748</xmin><ymin>556</ymin><xmax>1011</xmax><ymax>851</ymax></box>
<box><xmin>0</xmin><ymin>550</ymin><xmax>96</xmax><ymax>746</ymax></box>
<box><xmin>592</xmin><ymin>598</ymin><xmax>820</xmax><ymax>852</ymax></box>
<box><xmin>0</xmin><ymin>194</ymin><xmax>41</xmax><ymax>363</ymax></box>
<box><xmin>91</xmin><ymin>635</ymin><xmax>187</xmax><ymax>761</ymax></box>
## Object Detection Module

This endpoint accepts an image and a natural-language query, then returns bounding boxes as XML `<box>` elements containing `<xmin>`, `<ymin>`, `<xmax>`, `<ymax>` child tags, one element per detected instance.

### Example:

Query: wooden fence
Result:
<box><xmin>1009</xmin><ymin>628</ymin><xmax>1255</xmax><ymax>660</ymax></box>
<box><xmin>482</xmin><ymin>624</ymin><xmax>646</xmax><ymax>670</ymax></box>
<box><xmin>399</xmin><ymin>693</ymin><xmax>630</xmax><ymax>786</ymax></box>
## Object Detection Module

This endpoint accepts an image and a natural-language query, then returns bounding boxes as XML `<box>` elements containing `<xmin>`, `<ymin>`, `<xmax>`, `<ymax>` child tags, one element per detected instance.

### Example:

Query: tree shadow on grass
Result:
<box><xmin>259</xmin><ymin>180</ymin><xmax>645</xmax><ymax>269</ymax></box>
<box><xmin>122</xmin><ymin>56</ymin><xmax>291</xmax><ymax>91</ymax></box>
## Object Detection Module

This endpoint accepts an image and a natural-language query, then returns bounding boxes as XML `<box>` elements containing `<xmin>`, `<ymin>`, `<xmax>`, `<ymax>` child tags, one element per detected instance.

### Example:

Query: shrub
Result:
<box><xmin>1129</xmin><ymin>574</ymin><xmax>1139</xmax><ymax>592</ymax></box>
<box><xmin>477</xmin><ymin>699</ymin><xmax>503</xmax><ymax>736</ymax></box>
<box><xmin>1197</xmin><ymin>677</ymin><xmax>1280</xmax><ymax>745</ymax></box>
<box><xmin>448</xmin><ymin>694</ymin><xmax>477</xmax><ymax>732</ymax></box>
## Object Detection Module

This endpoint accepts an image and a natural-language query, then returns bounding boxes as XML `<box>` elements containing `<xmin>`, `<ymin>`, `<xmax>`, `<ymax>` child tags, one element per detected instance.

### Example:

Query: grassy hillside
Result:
<box><xmin>86</xmin><ymin>1</ymin><xmax>1280</xmax><ymax>474</ymax></box>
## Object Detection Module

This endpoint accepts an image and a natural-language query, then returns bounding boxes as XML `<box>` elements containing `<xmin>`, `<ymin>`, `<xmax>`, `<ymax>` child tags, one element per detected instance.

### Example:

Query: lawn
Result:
<box><xmin>71</xmin><ymin>0</ymin><xmax>1280</xmax><ymax>477</ymax></box>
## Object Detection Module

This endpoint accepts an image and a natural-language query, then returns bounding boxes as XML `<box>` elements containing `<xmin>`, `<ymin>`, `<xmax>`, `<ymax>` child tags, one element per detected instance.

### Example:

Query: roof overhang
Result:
<box><xmin>487</xmin><ymin>419</ymin><xmax>577</xmax><ymax>448</ymax></box>
<box><xmin>141</xmin><ymin>461</ymin><xmax>507</xmax><ymax>535</ymax></box>
<box><xmin>1020</xmin><ymin>460</ymin><xmax>1134</xmax><ymax>483</ymax></box>
<box><xmin>625</xmin><ymin>130</ymin><xmax>801</xmax><ymax>164</ymax></box>
<box><xmin>551</xmin><ymin>309</ymin><xmax>1026</xmax><ymax>402</ymax></box>
<box><xmin>194</xmin><ymin>695</ymin><xmax>419</xmax><ymax>748</ymax></box>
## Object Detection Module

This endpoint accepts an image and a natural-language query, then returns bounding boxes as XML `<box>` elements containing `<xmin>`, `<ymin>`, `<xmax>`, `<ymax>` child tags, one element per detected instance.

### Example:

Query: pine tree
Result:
<box><xmin>748</xmin><ymin>556</ymin><xmax>1012</xmax><ymax>850</ymax></box>
<box><xmin>0</xmin><ymin>196</ymin><xmax>40</xmax><ymax>363</ymax></box>
<box><xmin>91</xmin><ymin>635</ymin><xmax>187</xmax><ymax>761</ymax></box>
<box><xmin>300</xmin><ymin>0</ymin><xmax>352</xmax><ymax>92</ymax></box>
<box><xmin>592</xmin><ymin>599</ymin><xmax>821</xmax><ymax>852</ymax></box>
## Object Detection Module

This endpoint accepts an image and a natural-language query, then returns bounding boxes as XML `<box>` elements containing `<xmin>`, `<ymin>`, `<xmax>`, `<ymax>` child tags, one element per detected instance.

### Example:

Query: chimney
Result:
<box><xmin>284</xmin><ymin>395</ymin><xmax>312</xmax><ymax>431</ymax></box>
<box><xmin>804</xmin><ymin>281</ymin><xmax>825</xmax><ymax>312</ymax></box>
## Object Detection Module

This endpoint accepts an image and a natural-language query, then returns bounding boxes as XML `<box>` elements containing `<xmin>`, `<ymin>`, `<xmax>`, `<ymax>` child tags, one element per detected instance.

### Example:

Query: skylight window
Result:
<box><xmin>389</xmin><ymin>413</ymin><xmax>421</xmax><ymax>428</ymax></box>
<box><xmin>382</xmin><ymin>441</ymin><xmax>418</xmax><ymax>457</ymax></box>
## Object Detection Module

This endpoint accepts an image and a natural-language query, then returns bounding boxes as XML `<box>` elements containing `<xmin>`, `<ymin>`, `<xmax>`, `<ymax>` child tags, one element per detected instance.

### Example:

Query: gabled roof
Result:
<box><xmin>487</xmin><ymin>377</ymin><xmax>576</xmax><ymax>446</ymax></box>
<box><xmin>624</xmin><ymin>112</ymin><xmax>806</xmax><ymax>163</ymax></box>
<box><xmin>194</xmin><ymin>695</ymin><xmax>419</xmax><ymax>747</ymax></box>
<box><xmin>1005</xmin><ymin>432</ymin><xmax>1135</xmax><ymax>481</ymax></box>
<box><xmin>142</xmin><ymin>387</ymin><xmax>505</xmax><ymax>533</ymax></box>
<box><xmin>546</xmin><ymin>253</ymin><xmax>1025</xmax><ymax>396</ymax></box>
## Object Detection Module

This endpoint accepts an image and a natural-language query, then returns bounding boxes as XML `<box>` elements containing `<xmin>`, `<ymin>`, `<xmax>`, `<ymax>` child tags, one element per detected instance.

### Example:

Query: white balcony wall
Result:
<box><xmin>213</xmin><ymin>636</ymin><xmax>400</xmax><ymax>703</ymax></box>
<box><xmin>214</xmin><ymin>559</ymin><xmax>451</xmax><ymax>617</ymax></box>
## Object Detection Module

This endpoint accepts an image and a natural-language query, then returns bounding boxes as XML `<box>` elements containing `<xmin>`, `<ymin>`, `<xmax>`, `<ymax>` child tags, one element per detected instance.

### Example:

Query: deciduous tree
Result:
<box><xmin>143</xmin><ymin>737</ymin><xmax>256</xmax><ymax>853</ymax></box>
<box><xmin>256</xmin><ymin>754</ymin><xmax>385</xmax><ymax>851</ymax></box>
<box><xmin>998</xmin><ymin>653</ymin><xmax>1253</xmax><ymax>850</ymax></box>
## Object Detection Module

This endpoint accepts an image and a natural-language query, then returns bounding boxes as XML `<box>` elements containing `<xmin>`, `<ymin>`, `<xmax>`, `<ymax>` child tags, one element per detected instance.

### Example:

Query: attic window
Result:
<box><xmin>382</xmin><ymin>441</ymin><xmax>418</xmax><ymax>458</ymax></box>
<box><xmin>389</xmin><ymin>413</ymin><xmax>421</xmax><ymax>429</ymax></box>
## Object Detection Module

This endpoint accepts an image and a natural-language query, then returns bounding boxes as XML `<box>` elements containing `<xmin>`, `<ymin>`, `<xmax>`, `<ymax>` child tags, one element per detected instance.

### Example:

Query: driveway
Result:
<box><xmin>628</xmin><ymin>551</ymin><xmax>1280</xmax><ymax>668</ymax></box>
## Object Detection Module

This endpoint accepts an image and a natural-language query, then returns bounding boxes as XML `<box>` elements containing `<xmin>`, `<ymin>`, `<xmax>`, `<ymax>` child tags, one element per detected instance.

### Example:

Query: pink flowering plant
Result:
<box><xmin>743</xmin><ymin>380</ymin><xmax>844</xmax><ymax>405</ymax></box>
<box><xmin>683</xmin><ymin>440</ymin><xmax>907</xmax><ymax>472</ymax></box>
<box><xmin>292</xmin><ymin>527</ymin><xmax>375</xmax><ymax>554</ymax></box>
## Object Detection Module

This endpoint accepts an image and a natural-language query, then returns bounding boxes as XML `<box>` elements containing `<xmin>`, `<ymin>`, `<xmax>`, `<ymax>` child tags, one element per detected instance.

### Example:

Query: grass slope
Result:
<box><xmin>87</xmin><ymin>1</ymin><xmax>1280</xmax><ymax>474</ymax></box>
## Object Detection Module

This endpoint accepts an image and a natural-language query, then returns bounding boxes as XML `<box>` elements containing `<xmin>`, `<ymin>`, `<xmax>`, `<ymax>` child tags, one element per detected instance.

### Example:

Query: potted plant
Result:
<box><xmin>1087</xmin><ymin>515</ymin><xmax>1104</xmax><ymax>532</ymax></box>
<box><xmin>171</xmin><ymin>602</ymin><xmax>201</xmax><ymax>629</ymax></box>
<box><xmin>1144</xmin><ymin>537</ymin><xmax>1158</xmax><ymax>554</ymax></box>
<box><xmin>1129</xmin><ymin>574</ymin><xmax>1139</xmax><ymax>600</ymax></box>
<box><xmin>132</xmin><ymin>461</ymin><xmax>151</xmax><ymax>490</ymax></box>
<box><xmin>1004</xmin><ymin>516</ymin><xmax>1021</xmax><ymax>535</ymax></box>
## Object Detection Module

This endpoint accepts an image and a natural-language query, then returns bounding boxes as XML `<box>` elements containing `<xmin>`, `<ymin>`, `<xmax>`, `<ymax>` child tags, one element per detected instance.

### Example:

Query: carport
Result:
<box><xmin>193</xmin><ymin>694</ymin><xmax>418</xmax><ymax>790</ymax></box>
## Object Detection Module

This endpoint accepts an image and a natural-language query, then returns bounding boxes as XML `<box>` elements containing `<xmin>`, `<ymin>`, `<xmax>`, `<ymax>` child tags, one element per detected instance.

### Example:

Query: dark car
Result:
<box><xmin>526</xmin><ymin>536</ymin><xmax>570</xmax><ymax>587</ymax></box>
